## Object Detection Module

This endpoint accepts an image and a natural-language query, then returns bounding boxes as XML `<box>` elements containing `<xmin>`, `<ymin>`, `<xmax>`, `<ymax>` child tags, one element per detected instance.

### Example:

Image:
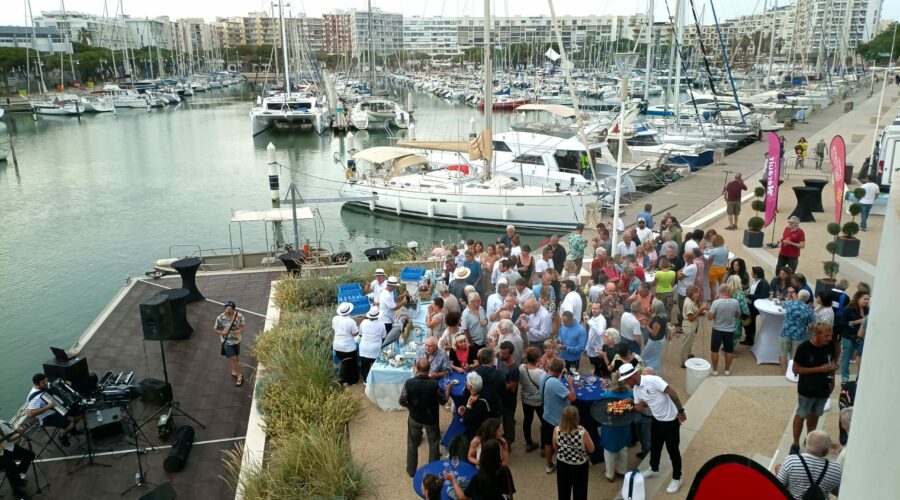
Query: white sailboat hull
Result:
<box><xmin>250</xmin><ymin>108</ymin><xmax>330</xmax><ymax>136</ymax></box>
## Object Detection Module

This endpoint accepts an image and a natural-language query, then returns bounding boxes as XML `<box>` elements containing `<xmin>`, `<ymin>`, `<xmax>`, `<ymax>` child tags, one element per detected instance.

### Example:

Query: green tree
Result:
<box><xmin>858</xmin><ymin>22</ymin><xmax>898</xmax><ymax>62</ymax></box>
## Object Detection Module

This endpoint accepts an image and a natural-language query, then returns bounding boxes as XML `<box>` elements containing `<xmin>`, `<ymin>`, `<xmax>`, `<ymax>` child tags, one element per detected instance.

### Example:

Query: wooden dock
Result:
<box><xmin>322</xmin><ymin>71</ymin><xmax>348</xmax><ymax>132</ymax></box>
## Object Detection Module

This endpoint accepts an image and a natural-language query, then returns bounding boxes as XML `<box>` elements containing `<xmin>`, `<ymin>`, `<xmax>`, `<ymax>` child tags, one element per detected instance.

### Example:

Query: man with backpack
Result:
<box><xmin>775</xmin><ymin>430</ymin><xmax>842</xmax><ymax>499</ymax></box>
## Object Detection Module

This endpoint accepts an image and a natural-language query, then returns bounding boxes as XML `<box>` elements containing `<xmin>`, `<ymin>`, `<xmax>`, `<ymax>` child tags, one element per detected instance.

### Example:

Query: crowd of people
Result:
<box><xmin>334</xmin><ymin>207</ymin><xmax>868</xmax><ymax>498</ymax></box>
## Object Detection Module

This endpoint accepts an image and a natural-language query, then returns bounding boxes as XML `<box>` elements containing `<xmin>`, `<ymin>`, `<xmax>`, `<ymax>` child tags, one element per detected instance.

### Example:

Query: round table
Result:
<box><xmin>277</xmin><ymin>251</ymin><xmax>305</xmax><ymax>275</ymax></box>
<box><xmin>155</xmin><ymin>288</ymin><xmax>194</xmax><ymax>339</ymax></box>
<box><xmin>569</xmin><ymin>375</ymin><xmax>608</xmax><ymax>464</ymax></box>
<box><xmin>412</xmin><ymin>459</ymin><xmax>477</xmax><ymax>500</ymax></box>
<box><xmin>802</xmin><ymin>179</ymin><xmax>829</xmax><ymax>213</ymax></box>
<box><xmin>171</xmin><ymin>258</ymin><xmax>204</xmax><ymax>303</ymax></box>
<box><xmin>751</xmin><ymin>299</ymin><xmax>785</xmax><ymax>364</ymax></box>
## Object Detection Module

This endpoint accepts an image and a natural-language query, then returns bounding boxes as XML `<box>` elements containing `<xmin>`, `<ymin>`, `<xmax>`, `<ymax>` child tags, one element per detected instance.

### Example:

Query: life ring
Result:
<box><xmin>447</xmin><ymin>164</ymin><xmax>470</xmax><ymax>175</ymax></box>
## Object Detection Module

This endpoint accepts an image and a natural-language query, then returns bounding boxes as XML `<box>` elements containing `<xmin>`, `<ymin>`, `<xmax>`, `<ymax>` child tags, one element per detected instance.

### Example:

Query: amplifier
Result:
<box><xmin>138</xmin><ymin>378</ymin><xmax>173</xmax><ymax>406</ymax></box>
<box><xmin>43</xmin><ymin>357</ymin><xmax>91</xmax><ymax>395</ymax></box>
<box><xmin>86</xmin><ymin>407</ymin><xmax>124</xmax><ymax>440</ymax></box>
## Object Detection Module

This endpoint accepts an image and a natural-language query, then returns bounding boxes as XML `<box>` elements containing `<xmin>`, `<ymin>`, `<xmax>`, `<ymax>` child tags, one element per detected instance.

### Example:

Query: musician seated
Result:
<box><xmin>1</xmin><ymin>418</ymin><xmax>35</xmax><ymax>499</ymax></box>
<box><xmin>25</xmin><ymin>374</ymin><xmax>77</xmax><ymax>447</ymax></box>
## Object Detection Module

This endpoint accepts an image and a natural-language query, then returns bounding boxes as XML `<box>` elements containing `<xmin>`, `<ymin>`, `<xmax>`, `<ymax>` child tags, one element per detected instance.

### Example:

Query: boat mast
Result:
<box><xmin>753</xmin><ymin>0</ymin><xmax>767</xmax><ymax>89</ymax></box>
<box><xmin>60</xmin><ymin>0</ymin><xmax>77</xmax><ymax>86</ymax></box>
<box><xmin>482</xmin><ymin>0</ymin><xmax>492</xmax><ymax>181</ymax></box>
<box><xmin>26</xmin><ymin>0</ymin><xmax>47</xmax><ymax>94</ymax></box>
<box><xmin>765</xmin><ymin>0</ymin><xmax>777</xmax><ymax>87</ymax></box>
<box><xmin>643</xmin><ymin>0</ymin><xmax>654</xmax><ymax>103</ymax></box>
<box><xmin>277</xmin><ymin>0</ymin><xmax>291</xmax><ymax>99</ymax></box>
<box><xmin>672</xmin><ymin>0</ymin><xmax>684</xmax><ymax>120</ymax></box>
<box><xmin>368</xmin><ymin>0</ymin><xmax>376</xmax><ymax>93</ymax></box>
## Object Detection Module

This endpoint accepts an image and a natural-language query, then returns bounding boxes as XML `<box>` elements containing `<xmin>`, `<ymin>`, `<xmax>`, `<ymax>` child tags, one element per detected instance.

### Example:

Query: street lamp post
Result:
<box><xmin>610</xmin><ymin>52</ymin><xmax>639</xmax><ymax>257</ymax></box>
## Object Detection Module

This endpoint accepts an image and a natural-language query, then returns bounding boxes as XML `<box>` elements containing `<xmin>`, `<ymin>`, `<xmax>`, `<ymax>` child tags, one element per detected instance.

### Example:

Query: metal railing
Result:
<box><xmin>780</xmin><ymin>155</ymin><xmax>833</xmax><ymax>180</ymax></box>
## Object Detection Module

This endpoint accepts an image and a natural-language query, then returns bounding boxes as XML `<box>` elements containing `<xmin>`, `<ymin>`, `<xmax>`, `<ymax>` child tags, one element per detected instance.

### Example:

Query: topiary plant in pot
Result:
<box><xmin>743</xmin><ymin>186</ymin><xmax>767</xmax><ymax>248</ymax></box>
<box><xmin>835</xmin><ymin>188</ymin><xmax>864</xmax><ymax>257</ymax></box>
<box><xmin>816</xmin><ymin>222</ymin><xmax>842</xmax><ymax>295</ymax></box>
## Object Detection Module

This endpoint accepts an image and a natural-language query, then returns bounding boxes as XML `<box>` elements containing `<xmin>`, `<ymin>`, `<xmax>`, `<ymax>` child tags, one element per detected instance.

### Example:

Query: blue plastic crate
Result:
<box><xmin>400</xmin><ymin>267</ymin><xmax>426</xmax><ymax>282</ymax></box>
<box><xmin>337</xmin><ymin>282</ymin><xmax>362</xmax><ymax>300</ymax></box>
<box><xmin>346</xmin><ymin>296</ymin><xmax>370</xmax><ymax>316</ymax></box>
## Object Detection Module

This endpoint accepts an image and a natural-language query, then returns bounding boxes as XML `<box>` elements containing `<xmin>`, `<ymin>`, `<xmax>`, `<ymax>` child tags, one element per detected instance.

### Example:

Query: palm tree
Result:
<box><xmin>76</xmin><ymin>28</ymin><xmax>92</xmax><ymax>46</ymax></box>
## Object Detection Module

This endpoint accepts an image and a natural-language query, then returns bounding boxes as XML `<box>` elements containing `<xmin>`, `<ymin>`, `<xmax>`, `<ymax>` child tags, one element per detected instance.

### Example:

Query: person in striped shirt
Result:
<box><xmin>775</xmin><ymin>430</ymin><xmax>842</xmax><ymax>498</ymax></box>
<box><xmin>26</xmin><ymin>373</ymin><xmax>78</xmax><ymax>447</ymax></box>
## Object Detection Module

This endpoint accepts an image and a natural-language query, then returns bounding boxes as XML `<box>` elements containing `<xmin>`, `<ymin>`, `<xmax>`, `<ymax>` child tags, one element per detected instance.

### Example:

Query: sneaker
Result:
<box><xmin>19</xmin><ymin>473</ymin><xmax>27</xmax><ymax>481</ymax></box>
<box><xmin>860</xmin><ymin>227</ymin><xmax>867</xmax><ymax>232</ymax></box>
<box><xmin>666</xmin><ymin>479</ymin><xmax>683</xmax><ymax>494</ymax></box>
<box><xmin>711</xmin><ymin>370</ymin><xmax>718</xmax><ymax>376</ymax></box>
<box><xmin>789</xmin><ymin>444</ymin><xmax>800</xmax><ymax>455</ymax></box>
<box><xmin>545</xmin><ymin>464</ymin><xmax>556</xmax><ymax>474</ymax></box>
<box><xmin>641</xmin><ymin>468</ymin><xmax>659</xmax><ymax>478</ymax></box>
<box><xmin>724</xmin><ymin>370</ymin><xmax>731</xmax><ymax>376</ymax></box>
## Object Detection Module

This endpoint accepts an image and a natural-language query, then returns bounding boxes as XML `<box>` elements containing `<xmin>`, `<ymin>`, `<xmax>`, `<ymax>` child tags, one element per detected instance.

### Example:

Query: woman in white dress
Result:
<box><xmin>358</xmin><ymin>307</ymin><xmax>387</xmax><ymax>383</ymax></box>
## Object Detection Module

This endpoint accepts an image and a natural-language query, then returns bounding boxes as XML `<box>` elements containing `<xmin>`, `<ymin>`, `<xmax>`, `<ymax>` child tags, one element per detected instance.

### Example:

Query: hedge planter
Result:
<box><xmin>835</xmin><ymin>237</ymin><xmax>860</xmax><ymax>258</ymax></box>
<box><xmin>815</xmin><ymin>278</ymin><xmax>836</xmax><ymax>298</ymax></box>
<box><xmin>743</xmin><ymin>230</ymin><xmax>765</xmax><ymax>248</ymax></box>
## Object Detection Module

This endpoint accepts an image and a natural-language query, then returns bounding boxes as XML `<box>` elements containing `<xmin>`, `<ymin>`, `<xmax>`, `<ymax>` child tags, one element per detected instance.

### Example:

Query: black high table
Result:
<box><xmin>171</xmin><ymin>257</ymin><xmax>204</xmax><ymax>303</ymax></box>
<box><xmin>155</xmin><ymin>288</ymin><xmax>194</xmax><ymax>339</ymax></box>
<box><xmin>278</xmin><ymin>251</ymin><xmax>305</xmax><ymax>275</ymax></box>
<box><xmin>789</xmin><ymin>187</ymin><xmax>819</xmax><ymax>222</ymax></box>
<box><xmin>802</xmin><ymin>179</ymin><xmax>829</xmax><ymax>213</ymax></box>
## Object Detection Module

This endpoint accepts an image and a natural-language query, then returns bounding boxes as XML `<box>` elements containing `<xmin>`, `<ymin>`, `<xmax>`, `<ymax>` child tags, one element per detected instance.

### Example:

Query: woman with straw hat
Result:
<box><xmin>333</xmin><ymin>302</ymin><xmax>360</xmax><ymax>385</ymax></box>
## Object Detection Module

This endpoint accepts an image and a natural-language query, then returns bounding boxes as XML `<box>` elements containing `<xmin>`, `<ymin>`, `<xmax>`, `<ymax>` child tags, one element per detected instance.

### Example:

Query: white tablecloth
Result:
<box><xmin>365</xmin><ymin>301</ymin><xmax>430</xmax><ymax>411</ymax></box>
<box><xmin>752</xmin><ymin>299</ymin><xmax>784</xmax><ymax>364</ymax></box>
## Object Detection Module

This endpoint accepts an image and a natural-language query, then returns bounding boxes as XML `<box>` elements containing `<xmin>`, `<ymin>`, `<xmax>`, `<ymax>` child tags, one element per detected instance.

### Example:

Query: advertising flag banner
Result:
<box><xmin>830</xmin><ymin>135</ymin><xmax>846</xmax><ymax>223</ymax></box>
<box><xmin>764</xmin><ymin>132</ymin><xmax>781</xmax><ymax>227</ymax></box>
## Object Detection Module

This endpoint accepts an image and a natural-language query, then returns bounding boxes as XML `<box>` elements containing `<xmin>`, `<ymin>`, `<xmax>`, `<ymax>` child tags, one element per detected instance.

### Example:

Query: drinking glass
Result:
<box><xmin>443</xmin><ymin>460</ymin><xmax>451</xmax><ymax>476</ymax></box>
<box><xmin>451</xmin><ymin>456</ymin><xmax>460</xmax><ymax>468</ymax></box>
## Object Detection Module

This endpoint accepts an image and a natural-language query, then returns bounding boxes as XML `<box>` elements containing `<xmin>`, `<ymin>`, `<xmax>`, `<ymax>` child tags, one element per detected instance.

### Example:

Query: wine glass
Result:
<box><xmin>451</xmin><ymin>455</ymin><xmax>460</xmax><ymax>468</ymax></box>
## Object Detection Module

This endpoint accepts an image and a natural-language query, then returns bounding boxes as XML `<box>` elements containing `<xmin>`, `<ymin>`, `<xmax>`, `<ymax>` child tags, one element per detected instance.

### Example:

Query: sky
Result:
<box><xmin>1</xmin><ymin>0</ymin><xmax>897</xmax><ymax>26</ymax></box>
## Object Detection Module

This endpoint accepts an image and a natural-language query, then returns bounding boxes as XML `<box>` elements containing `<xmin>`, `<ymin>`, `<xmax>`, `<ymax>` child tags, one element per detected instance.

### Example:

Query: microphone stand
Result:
<box><xmin>68</xmin><ymin>405</ymin><xmax>110</xmax><ymax>474</ymax></box>
<box><xmin>140</xmin><ymin>336</ymin><xmax>206</xmax><ymax>431</ymax></box>
<box><xmin>120</xmin><ymin>404</ymin><xmax>156</xmax><ymax>496</ymax></box>
<box><xmin>4</xmin><ymin>424</ymin><xmax>49</xmax><ymax>496</ymax></box>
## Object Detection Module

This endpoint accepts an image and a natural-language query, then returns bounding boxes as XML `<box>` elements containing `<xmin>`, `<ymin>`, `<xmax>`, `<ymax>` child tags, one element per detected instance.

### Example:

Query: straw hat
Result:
<box><xmin>618</xmin><ymin>363</ymin><xmax>638</xmax><ymax>380</ymax></box>
<box><xmin>386</xmin><ymin>276</ymin><xmax>400</xmax><ymax>286</ymax></box>
<box><xmin>374</xmin><ymin>268</ymin><xmax>386</xmax><ymax>276</ymax></box>
<box><xmin>336</xmin><ymin>302</ymin><xmax>353</xmax><ymax>316</ymax></box>
<box><xmin>365</xmin><ymin>306</ymin><xmax>380</xmax><ymax>320</ymax></box>
<box><xmin>454</xmin><ymin>267</ymin><xmax>471</xmax><ymax>280</ymax></box>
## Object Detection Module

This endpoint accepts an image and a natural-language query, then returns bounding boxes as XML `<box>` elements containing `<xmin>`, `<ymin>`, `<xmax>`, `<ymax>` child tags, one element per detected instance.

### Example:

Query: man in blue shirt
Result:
<box><xmin>462</xmin><ymin>250</ymin><xmax>485</xmax><ymax>295</ymax></box>
<box><xmin>557</xmin><ymin>310</ymin><xmax>587</xmax><ymax>371</ymax></box>
<box><xmin>637</xmin><ymin>203</ymin><xmax>654</xmax><ymax>229</ymax></box>
<box><xmin>779</xmin><ymin>290</ymin><xmax>815</xmax><ymax>375</ymax></box>
<box><xmin>540</xmin><ymin>358</ymin><xmax>576</xmax><ymax>474</ymax></box>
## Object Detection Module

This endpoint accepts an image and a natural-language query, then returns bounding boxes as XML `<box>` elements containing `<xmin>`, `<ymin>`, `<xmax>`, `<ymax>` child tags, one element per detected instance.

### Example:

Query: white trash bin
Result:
<box><xmin>685</xmin><ymin>358</ymin><xmax>712</xmax><ymax>395</ymax></box>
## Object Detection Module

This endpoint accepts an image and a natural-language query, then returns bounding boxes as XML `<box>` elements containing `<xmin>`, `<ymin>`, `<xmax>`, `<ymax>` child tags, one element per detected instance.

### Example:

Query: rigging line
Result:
<box><xmin>661</xmin><ymin>0</ymin><xmax>706</xmax><ymax>133</ymax></box>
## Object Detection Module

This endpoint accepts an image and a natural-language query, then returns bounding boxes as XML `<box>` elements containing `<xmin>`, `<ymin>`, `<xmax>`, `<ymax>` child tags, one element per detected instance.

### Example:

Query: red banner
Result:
<box><xmin>830</xmin><ymin>135</ymin><xmax>846</xmax><ymax>223</ymax></box>
<box><xmin>764</xmin><ymin>132</ymin><xmax>781</xmax><ymax>228</ymax></box>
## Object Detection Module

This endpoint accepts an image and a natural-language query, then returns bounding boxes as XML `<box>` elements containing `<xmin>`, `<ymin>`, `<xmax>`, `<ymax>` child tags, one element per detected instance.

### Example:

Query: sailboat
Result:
<box><xmin>337</xmin><ymin>0</ymin><xmax>599</xmax><ymax>230</ymax></box>
<box><xmin>249</xmin><ymin>2</ymin><xmax>331</xmax><ymax>135</ymax></box>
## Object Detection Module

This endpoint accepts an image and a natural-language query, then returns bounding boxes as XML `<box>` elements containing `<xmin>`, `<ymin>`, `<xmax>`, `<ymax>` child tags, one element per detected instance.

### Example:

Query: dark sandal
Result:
<box><xmin>235</xmin><ymin>375</ymin><xmax>244</xmax><ymax>386</ymax></box>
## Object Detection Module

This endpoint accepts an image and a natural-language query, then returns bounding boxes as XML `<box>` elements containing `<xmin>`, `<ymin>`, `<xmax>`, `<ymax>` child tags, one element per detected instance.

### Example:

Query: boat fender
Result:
<box><xmin>457</xmin><ymin>205</ymin><xmax>464</xmax><ymax>220</ymax></box>
<box><xmin>369</xmin><ymin>199</ymin><xmax>376</xmax><ymax>212</ymax></box>
<box><xmin>427</xmin><ymin>203</ymin><xmax>435</xmax><ymax>218</ymax></box>
<box><xmin>396</xmin><ymin>199</ymin><xmax>402</xmax><ymax>215</ymax></box>
<box><xmin>502</xmin><ymin>207</ymin><xmax>509</xmax><ymax>221</ymax></box>
<box><xmin>344</xmin><ymin>168</ymin><xmax>356</xmax><ymax>180</ymax></box>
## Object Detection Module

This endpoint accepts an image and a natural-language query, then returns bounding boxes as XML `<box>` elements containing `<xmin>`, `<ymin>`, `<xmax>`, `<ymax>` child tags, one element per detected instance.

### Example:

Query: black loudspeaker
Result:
<box><xmin>139</xmin><ymin>294</ymin><xmax>175</xmax><ymax>341</ymax></box>
<box><xmin>42</xmin><ymin>357</ymin><xmax>91</xmax><ymax>395</ymax></box>
<box><xmin>163</xmin><ymin>426</ymin><xmax>195</xmax><ymax>473</ymax></box>
<box><xmin>85</xmin><ymin>407</ymin><xmax>124</xmax><ymax>440</ymax></box>
<box><xmin>138</xmin><ymin>481</ymin><xmax>177</xmax><ymax>500</ymax></box>
<box><xmin>138</xmin><ymin>378</ymin><xmax>173</xmax><ymax>406</ymax></box>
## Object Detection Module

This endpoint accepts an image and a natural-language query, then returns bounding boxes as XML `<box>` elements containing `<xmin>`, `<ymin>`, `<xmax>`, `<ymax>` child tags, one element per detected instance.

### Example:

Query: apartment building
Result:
<box><xmin>323</xmin><ymin>11</ymin><xmax>353</xmax><ymax>55</ymax></box>
<box><xmin>0</xmin><ymin>26</ymin><xmax>71</xmax><ymax>53</ymax></box>
<box><xmin>403</xmin><ymin>16</ymin><xmax>461</xmax><ymax>56</ymax></box>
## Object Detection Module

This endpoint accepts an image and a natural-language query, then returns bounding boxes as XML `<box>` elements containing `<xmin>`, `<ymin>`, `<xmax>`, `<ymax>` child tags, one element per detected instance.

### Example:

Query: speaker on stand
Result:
<box><xmin>139</xmin><ymin>295</ymin><xmax>175</xmax><ymax>341</ymax></box>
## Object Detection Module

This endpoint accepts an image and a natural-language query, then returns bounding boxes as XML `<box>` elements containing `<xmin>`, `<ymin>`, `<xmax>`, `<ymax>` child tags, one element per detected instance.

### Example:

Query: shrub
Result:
<box><xmin>823</xmin><ymin>260</ymin><xmax>840</xmax><ymax>280</ymax></box>
<box><xmin>853</xmin><ymin>187</ymin><xmax>866</xmax><ymax>200</ymax></box>
<box><xmin>754</xmin><ymin>186</ymin><xmax>765</xmax><ymax>198</ymax></box>
<box><xmin>275</xmin><ymin>264</ymin><xmax>406</xmax><ymax>311</ymax></box>
<box><xmin>751</xmin><ymin>200</ymin><xmax>766</xmax><ymax>212</ymax></box>
<box><xmin>847</xmin><ymin>203</ymin><xmax>862</xmax><ymax>217</ymax></box>
<box><xmin>747</xmin><ymin>216</ymin><xmax>765</xmax><ymax>232</ymax></box>
<box><xmin>841</xmin><ymin>221</ymin><xmax>860</xmax><ymax>238</ymax></box>
<box><xmin>826</xmin><ymin>222</ymin><xmax>841</xmax><ymax>236</ymax></box>
<box><xmin>825</xmin><ymin>241</ymin><xmax>838</xmax><ymax>254</ymax></box>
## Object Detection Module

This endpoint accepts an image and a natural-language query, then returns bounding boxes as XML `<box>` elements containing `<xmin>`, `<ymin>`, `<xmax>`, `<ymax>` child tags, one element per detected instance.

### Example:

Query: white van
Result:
<box><xmin>876</xmin><ymin>113</ymin><xmax>900</xmax><ymax>186</ymax></box>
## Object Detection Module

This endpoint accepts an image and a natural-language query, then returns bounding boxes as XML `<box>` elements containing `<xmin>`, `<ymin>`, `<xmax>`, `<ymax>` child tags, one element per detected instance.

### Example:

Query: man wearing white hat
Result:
<box><xmin>359</xmin><ymin>307</ymin><xmax>386</xmax><ymax>383</ymax></box>
<box><xmin>367</xmin><ymin>268</ymin><xmax>388</xmax><ymax>306</ymax></box>
<box><xmin>333</xmin><ymin>302</ymin><xmax>360</xmax><ymax>385</ymax></box>
<box><xmin>379</xmin><ymin>276</ymin><xmax>407</xmax><ymax>332</ymax></box>
<box><xmin>620</xmin><ymin>363</ymin><xmax>687</xmax><ymax>494</ymax></box>
<box><xmin>449</xmin><ymin>267</ymin><xmax>470</xmax><ymax>302</ymax></box>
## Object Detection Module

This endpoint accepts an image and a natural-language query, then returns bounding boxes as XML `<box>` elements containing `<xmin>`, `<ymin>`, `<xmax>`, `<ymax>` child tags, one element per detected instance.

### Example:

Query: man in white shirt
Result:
<box><xmin>379</xmin><ymin>277</ymin><xmax>407</xmax><ymax>332</ymax></box>
<box><xmin>367</xmin><ymin>268</ymin><xmax>387</xmax><ymax>305</ymax></box>
<box><xmin>676</xmin><ymin>252</ymin><xmax>698</xmax><ymax>324</ymax></box>
<box><xmin>585</xmin><ymin>303</ymin><xmax>608</xmax><ymax>374</ymax></box>
<box><xmin>635</xmin><ymin>218</ymin><xmax>654</xmax><ymax>245</ymax></box>
<box><xmin>858</xmin><ymin>176</ymin><xmax>880</xmax><ymax>231</ymax></box>
<box><xmin>333</xmin><ymin>302</ymin><xmax>361</xmax><ymax>385</ymax></box>
<box><xmin>518</xmin><ymin>298</ymin><xmax>551</xmax><ymax>349</ymax></box>
<box><xmin>514</xmin><ymin>278</ymin><xmax>535</xmax><ymax>308</ymax></box>
<box><xmin>0</xmin><ymin>417</ymin><xmax>34</xmax><ymax>499</ymax></box>
<box><xmin>486</xmin><ymin>281</ymin><xmax>509</xmax><ymax>332</ymax></box>
<box><xmin>534</xmin><ymin>246</ymin><xmax>553</xmax><ymax>278</ymax></box>
<box><xmin>620</xmin><ymin>363</ymin><xmax>687</xmax><ymax>495</ymax></box>
<box><xmin>26</xmin><ymin>373</ymin><xmax>78</xmax><ymax>447</ymax></box>
<box><xmin>616</xmin><ymin>231</ymin><xmax>637</xmax><ymax>257</ymax></box>
<box><xmin>559</xmin><ymin>279</ymin><xmax>582</xmax><ymax>323</ymax></box>
<box><xmin>619</xmin><ymin>302</ymin><xmax>644</xmax><ymax>354</ymax></box>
